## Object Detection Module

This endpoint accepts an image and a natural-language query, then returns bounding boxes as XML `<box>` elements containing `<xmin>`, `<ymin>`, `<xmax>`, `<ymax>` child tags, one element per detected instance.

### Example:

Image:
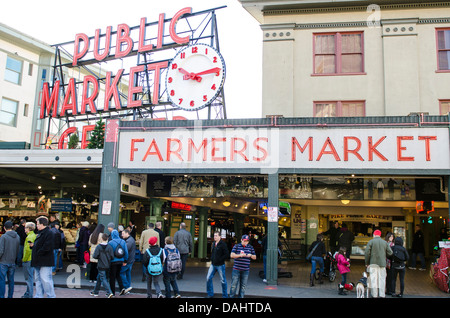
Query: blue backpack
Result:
<box><xmin>146</xmin><ymin>248</ymin><xmax>163</xmax><ymax>275</ymax></box>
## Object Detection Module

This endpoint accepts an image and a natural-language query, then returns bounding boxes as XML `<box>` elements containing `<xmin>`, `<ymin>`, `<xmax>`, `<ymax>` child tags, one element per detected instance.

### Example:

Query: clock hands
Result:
<box><xmin>178</xmin><ymin>67</ymin><xmax>221</xmax><ymax>82</ymax></box>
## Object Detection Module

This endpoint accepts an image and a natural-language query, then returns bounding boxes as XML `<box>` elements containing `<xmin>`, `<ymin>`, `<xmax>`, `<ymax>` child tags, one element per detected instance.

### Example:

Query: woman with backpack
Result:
<box><xmin>142</xmin><ymin>236</ymin><xmax>165</xmax><ymax>298</ymax></box>
<box><xmin>391</xmin><ymin>236</ymin><xmax>409</xmax><ymax>298</ymax></box>
<box><xmin>162</xmin><ymin>236</ymin><xmax>181</xmax><ymax>298</ymax></box>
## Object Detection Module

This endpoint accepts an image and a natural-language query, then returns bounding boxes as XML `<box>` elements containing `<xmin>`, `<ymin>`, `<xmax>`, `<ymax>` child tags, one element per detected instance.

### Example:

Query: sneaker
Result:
<box><xmin>419</xmin><ymin>268</ymin><xmax>426</xmax><ymax>271</ymax></box>
<box><xmin>90</xmin><ymin>292</ymin><xmax>99</xmax><ymax>297</ymax></box>
<box><xmin>106</xmin><ymin>293</ymin><xmax>114</xmax><ymax>298</ymax></box>
<box><xmin>175</xmin><ymin>294</ymin><xmax>181</xmax><ymax>298</ymax></box>
<box><xmin>124</xmin><ymin>287</ymin><xmax>133</xmax><ymax>294</ymax></box>
<box><xmin>408</xmin><ymin>267</ymin><xmax>416</xmax><ymax>270</ymax></box>
<box><xmin>157</xmin><ymin>293</ymin><xmax>164</xmax><ymax>298</ymax></box>
<box><xmin>119</xmin><ymin>288</ymin><xmax>126</xmax><ymax>296</ymax></box>
<box><xmin>262</xmin><ymin>279</ymin><xmax>267</xmax><ymax>283</ymax></box>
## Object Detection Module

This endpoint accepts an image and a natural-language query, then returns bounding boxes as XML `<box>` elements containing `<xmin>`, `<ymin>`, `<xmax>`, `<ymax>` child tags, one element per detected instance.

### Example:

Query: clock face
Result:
<box><xmin>166</xmin><ymin>43</ymin><xmax>226</xmax><ymax>111</ymax></box>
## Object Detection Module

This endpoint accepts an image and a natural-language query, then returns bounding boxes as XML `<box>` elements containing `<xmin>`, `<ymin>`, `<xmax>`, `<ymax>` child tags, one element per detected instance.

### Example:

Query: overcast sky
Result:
<box><xmin>1</xmin><ymin>0</ymin><xmax>262</xmax><ymax>119</ymax></box>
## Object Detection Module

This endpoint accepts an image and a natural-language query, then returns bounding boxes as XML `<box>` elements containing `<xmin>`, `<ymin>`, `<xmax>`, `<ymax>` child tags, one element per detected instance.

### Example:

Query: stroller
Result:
<box><xmin>315</xmin><ymin>251</ymin><xmax>337</xmax><ymax>282</ymax></box>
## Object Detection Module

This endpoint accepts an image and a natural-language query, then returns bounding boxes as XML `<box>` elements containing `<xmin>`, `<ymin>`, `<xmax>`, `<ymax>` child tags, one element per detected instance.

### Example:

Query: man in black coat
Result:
<box><xmin>31</xmin><ymin>216</ymin><xmax>55</xmax><ymax>298</ymax></box>
<box><xmin>206</xmin><ymin>231</ymin><xmax>229</xmax><ymax>298</ymax></box>
<box><xmin>409</xmin><ymin>225</ymin><xmax>426</xmax><ymax>270</ymax></box>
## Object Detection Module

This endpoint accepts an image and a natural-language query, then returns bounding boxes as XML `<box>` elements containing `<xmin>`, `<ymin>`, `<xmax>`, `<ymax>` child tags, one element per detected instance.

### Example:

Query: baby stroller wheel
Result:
<box><xmin>329</xmin><ymin>270</ymin><xmax>336</xmax><ymax>282</ymax></box>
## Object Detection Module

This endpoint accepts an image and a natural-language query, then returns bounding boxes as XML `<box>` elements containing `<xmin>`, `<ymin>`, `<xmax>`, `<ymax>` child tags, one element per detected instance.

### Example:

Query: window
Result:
<box><xmin>23</xmin><ymin>103</ymin><xmax>29</xmax><ymax>117</ymax></box>
<box><xmin>313</xmin><ymin>32</ymin><xmax>364</xmax><ymax>75</ymax></box>
<box><xmin>314</xmin><ymin>101</ymin><xmax>365</xmax><ymax>117</ymax></box>
<box><xmin>437</xmin><ymin>29</ymin><xmax>450</xmax><ymax>71</ymax></box>
<box><xmin>439</xmin><ymin>100</ymin><xmax>450</xmax><ymax>114</ymax></box>
<box><xmin>4</xmin><ymin>56</ymin><xmax>23</xmax><ymax>84</ymax></box>
<box><xmin>0</xmin><ymin>98</ymin><xmax>18</xmax><ymax>126</ymax></box>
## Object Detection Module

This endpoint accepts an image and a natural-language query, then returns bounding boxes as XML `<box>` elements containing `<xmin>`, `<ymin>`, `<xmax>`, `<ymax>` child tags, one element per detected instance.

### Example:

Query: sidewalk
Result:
<box><xmin>10</xmin><ymin>258</ymin><xmax>450</xmax><ymax>298</ymax></box>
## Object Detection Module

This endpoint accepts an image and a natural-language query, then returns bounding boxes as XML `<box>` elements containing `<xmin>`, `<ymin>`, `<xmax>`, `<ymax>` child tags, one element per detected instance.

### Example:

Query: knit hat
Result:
<box><xmin>149</xmin><ymin>236</ymin><xmax>158</xmax><ymax>246</ymax></box>
<box><xmin>374</xmin><ymin>229</ymin><xmax>381</xmax><ymax>236</ymax></box>
<box><xmin>107</xmin><ymin>222</ymin><xmax>115</xmax><ymax>229</ymax></box>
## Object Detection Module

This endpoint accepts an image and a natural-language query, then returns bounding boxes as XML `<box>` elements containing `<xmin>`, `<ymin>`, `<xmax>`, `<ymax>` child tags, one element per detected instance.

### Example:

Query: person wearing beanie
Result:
<box><xmin>142</xmin><ymin>235</ymin><xmax>165</xmax><ymax>298</ymax></box>
<box><xmin>364</xmin><ymin>229</ymin><xmax>393</xmax><ymax>298</ymax></box>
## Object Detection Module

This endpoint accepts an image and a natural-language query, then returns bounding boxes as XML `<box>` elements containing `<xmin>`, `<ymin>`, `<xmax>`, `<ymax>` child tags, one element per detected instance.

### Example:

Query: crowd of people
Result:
<box><xmin>312</xmin><ymin>222</ymin><xmax>435</xmax><ymax>298</ymax></box>
<box><xmin>0</xmin><ymin>216</ymin><xmax>260</xmax><ymax>298</ymax></box>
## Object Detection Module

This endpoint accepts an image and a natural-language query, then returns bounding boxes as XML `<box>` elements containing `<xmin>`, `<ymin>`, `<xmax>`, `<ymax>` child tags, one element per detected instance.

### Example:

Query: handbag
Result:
<box><xmin>306</xmin><ymin>242</ymin><xmax>319</xmax><ymax>262</ymax></box>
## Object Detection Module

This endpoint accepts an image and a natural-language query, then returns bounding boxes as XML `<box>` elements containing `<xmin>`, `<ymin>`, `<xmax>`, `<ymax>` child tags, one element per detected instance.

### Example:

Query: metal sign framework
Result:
<box><xmin>45</xmin><ymin>6</ymin><xmax>227</xmax><ymax>145</ymax></box>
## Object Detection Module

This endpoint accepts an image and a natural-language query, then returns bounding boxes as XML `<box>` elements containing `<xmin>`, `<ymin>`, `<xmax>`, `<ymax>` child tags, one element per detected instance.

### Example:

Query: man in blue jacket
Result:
<box><xmin>108</xmin><ymin>229</ymin><xmax>128</xmax><ymax>296</ymax></box>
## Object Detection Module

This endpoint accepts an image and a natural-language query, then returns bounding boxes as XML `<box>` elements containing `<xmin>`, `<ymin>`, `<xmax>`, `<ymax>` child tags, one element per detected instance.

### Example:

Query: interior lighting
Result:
<box><xmin>341</xmin><ymin>199</ymin><xmax>350</xmax><ymax>205</ymax></box>
<box><xmin>222</xmin><ymin>200</ymin><xmax>231</xmax><ymax>207</ymax></box>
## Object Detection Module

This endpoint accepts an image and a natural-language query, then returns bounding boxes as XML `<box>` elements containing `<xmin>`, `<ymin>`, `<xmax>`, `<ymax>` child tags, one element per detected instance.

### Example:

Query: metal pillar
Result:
<box><xmin>267</xmin><ymin>173</ymin><xmax>279</xmax><ymax>286</ymax></box>
<box><xmin>97</xmin><ymin>120</ymin><xmax>121</xmax><ymax>232</ymax></box>
<box><xmin>198</xmin><ymin>207</ymin><xmax>209</xmax><ymax>259</ymax></box>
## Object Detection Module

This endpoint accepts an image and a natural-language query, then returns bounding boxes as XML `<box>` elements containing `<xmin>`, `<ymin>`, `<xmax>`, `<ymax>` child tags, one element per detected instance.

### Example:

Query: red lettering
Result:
<box><xmin>80</xmin><ymin>75</ymin><xmax>99</xmax><ymax>114</ymax></box>
<box><xmin>166</xmin><ymin>138</ymin><xmax>183</xmax><ymax>161</ymax></box>
<box><xmin>93</xmin><ymin>27</ymin><xmax>111</xmax><ymax>61</ymax></box>
<box><xmin>81</xmin><ymin>125</ymin><xmax>95</xmax><ymax>149</ymax></box>
<box><xmin>253</xmin><ymin>137</ymin><xmax>268</xmax><ymax>162</ymax></box>
<box><xmin>40</xmin><ymin>81</ymin><xmax>60</xmax><ymax>119</ymax></box>
<box><xmin>169</xmin><ymin>7</ymin><xmax>191</xmax><ymax>44</ymax></box>
<box><xmin>60</xmin><ymin>78</ymin><xmax>78</xmax><ymax>117</ymax></box>
<box><xmin>397</xmin><ymin>136</ymin><xmax>414</xmax><ymax>161</ymax></box>
<box><xmin>211</xmin><ymin>138</ymin><xmax>226</xmax><ymax>161</ymax></box>
<box><xmin>143</xmin><ymin>139</ymin><xmax>163</xmax><ymax>161</ymax></box>
<box><xmin>231</xmin><ymin>138</ymin><xmax>249</xmax><ymax>161</ymax></box>
<box><xmin>317</xmin><ymin>137</ymin><xmax>340</xmax><ymax>161</ymax></box>
<box><xmin>344</xmin><ymin>136</ymin><xmax>364</xmax><ymax>161</ymax></box>
<box><xmin>147</xmin><ymin>61</ymin><xmax>169</xmax><ymax>104</ymax></box>
<box><xmin>368</xmin><ymin>136</ymin><xmax>388</xmax><ymax>161</ymax></box>
<box><xmin>187</xmin><ymin>138</ymin><xmax>207</xmax><ymax>161</ymax></box>
<box><xmin>418</xmin><ymin>136</ymin><xmax>437</xmax><ymax>161</ymax></box>
<box><xmin>115</xmin><ymin>24</ymin><xmax>133</xmax><ymax>58</ymax></box>
<box><xmin>130</xmin><ymin>138</ymin><xmax>145</xmax><ymax>161</ymax></box>
<box><xmin>128</xmin><ymin>65</ymin><xmax>145</xmax><ymax>108</ymax></box>
<box><xmin>58</xmin><ymin>127</ymin><xmax>77</xmax><ymax>149</ymax></box>
<box><xmin>292</xmin><ymin>137</ymin><xmax>313</xmax><ymax>161</ymax></box>
<box><xmin>138</xmin><ymin>18</ymin><xmax>153</xmax><ymax>53</ymax></box>
<box><xmin>73</xmin><ymin>33</ymin><xmax>89</xmax><ymax>66</ymax></box>
<box><xmin>104</xmin><ymin>69</ymin><xmax>124</xmax><ymax>111</ymax></box>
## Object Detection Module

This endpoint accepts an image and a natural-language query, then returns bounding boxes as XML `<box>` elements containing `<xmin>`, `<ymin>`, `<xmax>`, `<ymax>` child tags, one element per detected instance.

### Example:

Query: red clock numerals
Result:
<box><xmin>172</xmin><ymin>63</ymin><xmax>177</xmax><ymax>70</ymax></box>
<box><xmin>203</xmin><ymin>95</ymin><xmax>208</xmax><ymax>102</ymax></box>
<box><xmin>168</xmin><ymin>77</ymin><xmax>173</xmax><ymax>83</ymax></box>
<box><xmin>178</xmin><ymin>98</ymin><xmax>183</xmax><ymax>105</ymax></box>
<box><xmin>192</xmin><ymin>46</ymin><xmax>198</xmax><ymax>54</ymax></box>
<box><xmin>190</xmin><ymin>100</ymin><xmax>195</xmax><ymax>107</ymax></box>
<box><xmin>170</xmin><ymin>90</ymin><xmax>175</xmax><ymax>96</ymax></box>
<box><xmin>211</xmin><ymin>84</ymin><xmax>216</xmax><ymax>90</ymax></box>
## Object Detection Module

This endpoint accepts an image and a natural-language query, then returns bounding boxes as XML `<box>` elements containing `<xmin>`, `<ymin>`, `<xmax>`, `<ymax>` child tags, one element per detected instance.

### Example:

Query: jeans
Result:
<box><xmin>120</xmin><ymin>262</ymin><xmax>133</xmax><ymax>289</ymax></box>
<box><xmin>206</xmin><ymin>264</ymin><xmax>228</xmax><ymax>298</ymax></box>
<box><xmin>179</xmin><ymin>253</ymin><xmax>189</xmax><ymax>278</ymax></box>
<box><xmin>93</xmin><ymin>269</ymin><xmax>112</xmax><ymax>295</ymax></box>
<box><xmin>0</xmin><ymin>264</ymin><xmax>16</xmax><ymax>298</ymax></box>
<box><xmin>163</xmin><ymin>272</ymin><xmax>180</xmax><ymax>298</ymax></box>
<box><xmin>392</xmin><ymin>266</ymin><xmax>406</xmax><ymax>295</ymax></box>
<box><xmin>52</xmin><ymin>249</ymin><xmax>62</xmax><ymax>273</ymax></box>
<box><xmin>146</xmin><ymin>272</ymin><xmax>162</xmax><ymax>297</ymax></box>
<box><xmin>410</xmin><ymin>252</ymin><xmax>426</xmax><ymax>269</ymax></box>
<box><xmin>310</xmin><ymin>256</ymin><xmax>324</xmax><ymax>274</ymax></box>
<box><xmin>34</xmin><ymin>266</ymin><xmax>55</xmax><ymax>298</ymax></box>
<box><xmin>22</xmin><ymin>261</ymin><xmax>34</xmax><ymax>298</ymax></box>
<box><xmin>229</xmin><ymin>269</ymin><xmax>249</xmax><ymax>298</ymax></box>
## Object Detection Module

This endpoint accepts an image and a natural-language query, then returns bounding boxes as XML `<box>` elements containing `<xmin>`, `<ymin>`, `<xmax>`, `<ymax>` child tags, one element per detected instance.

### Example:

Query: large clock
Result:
<box><xmin>166</xmin><ymin>43</ymin><xmax>226</xmax><ymax>111</ymax></box>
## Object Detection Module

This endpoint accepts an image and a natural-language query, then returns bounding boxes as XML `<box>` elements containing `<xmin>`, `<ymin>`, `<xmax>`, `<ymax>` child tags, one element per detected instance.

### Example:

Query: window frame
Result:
<box><xmin>312</xmin><ymin>31</ymin><xmax>366</xmax><ymax>76</ymax></box>
<box><xmin>436</xmin><ymin>28</ymin><xmax>450</xmax><ymax>72</ymax></box>
<box><xmin>4</xmin><ymin>56</ymin><xmax>23</xmax><ymax>85</ymax></box>
<box><xmin>439</xmin><ymin>99</ymin><xmax>450</xmax><ymax>114</ymax></box>
<box><xmin>0</xmin><ymin>97</ymin><xmax>19</xmax><ymax>127</ymax></box>
<box><xmin>313</xmin><ymin>100</ymin><xmax>366</xmax><ymax>117</ymax></box>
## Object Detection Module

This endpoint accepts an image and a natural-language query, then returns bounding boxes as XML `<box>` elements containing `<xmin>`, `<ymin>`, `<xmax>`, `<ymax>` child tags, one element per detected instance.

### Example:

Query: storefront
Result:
<box><xmin>93</xmin><ymin>115</ymin><xmax>450</xmax><ymax>284</ymax></box>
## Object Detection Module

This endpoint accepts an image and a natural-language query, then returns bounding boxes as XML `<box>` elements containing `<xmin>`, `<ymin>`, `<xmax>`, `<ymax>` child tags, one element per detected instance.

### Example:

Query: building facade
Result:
<box><xmin>240</xmin><ymin>0</ymin><xmax>450</xmax><ymax>118</ymax></box>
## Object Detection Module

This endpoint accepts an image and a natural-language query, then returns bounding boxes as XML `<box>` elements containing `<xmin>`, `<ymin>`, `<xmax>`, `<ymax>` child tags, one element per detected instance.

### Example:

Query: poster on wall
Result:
<box><xmin>147</xmin><ymin>175</ymin><xmax>172</xmax><ymax>197</ymax></box>
<box><xmin>312</xmin><ymin>177</ymin><xmax>363</xmax><ymax>200</ymax></box>
<box><xmin>170</xmin><ymin>176</ymin><xmax>214</xmax><ymax>197</ymax></box>
<box><xmin>215</xmin><ymin>176</ymin><xmax>267</xmax><ymax>198</ymax></box>
<box><xmin>121</xmin><ymin>174</ymin><xmax>147</xmax><ymax>198</ymax></box>
<box><xmin>279</xmin><ymin>176</ymin><xmax>312</xmax><ymax>199</ymax></box>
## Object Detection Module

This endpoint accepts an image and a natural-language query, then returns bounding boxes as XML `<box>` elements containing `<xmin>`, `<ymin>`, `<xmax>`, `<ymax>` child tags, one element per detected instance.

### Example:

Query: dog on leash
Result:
<box><xmin>356</xmin><ymin>271</ymin><xmax>370</xmax><ymax>298</ymax></box>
